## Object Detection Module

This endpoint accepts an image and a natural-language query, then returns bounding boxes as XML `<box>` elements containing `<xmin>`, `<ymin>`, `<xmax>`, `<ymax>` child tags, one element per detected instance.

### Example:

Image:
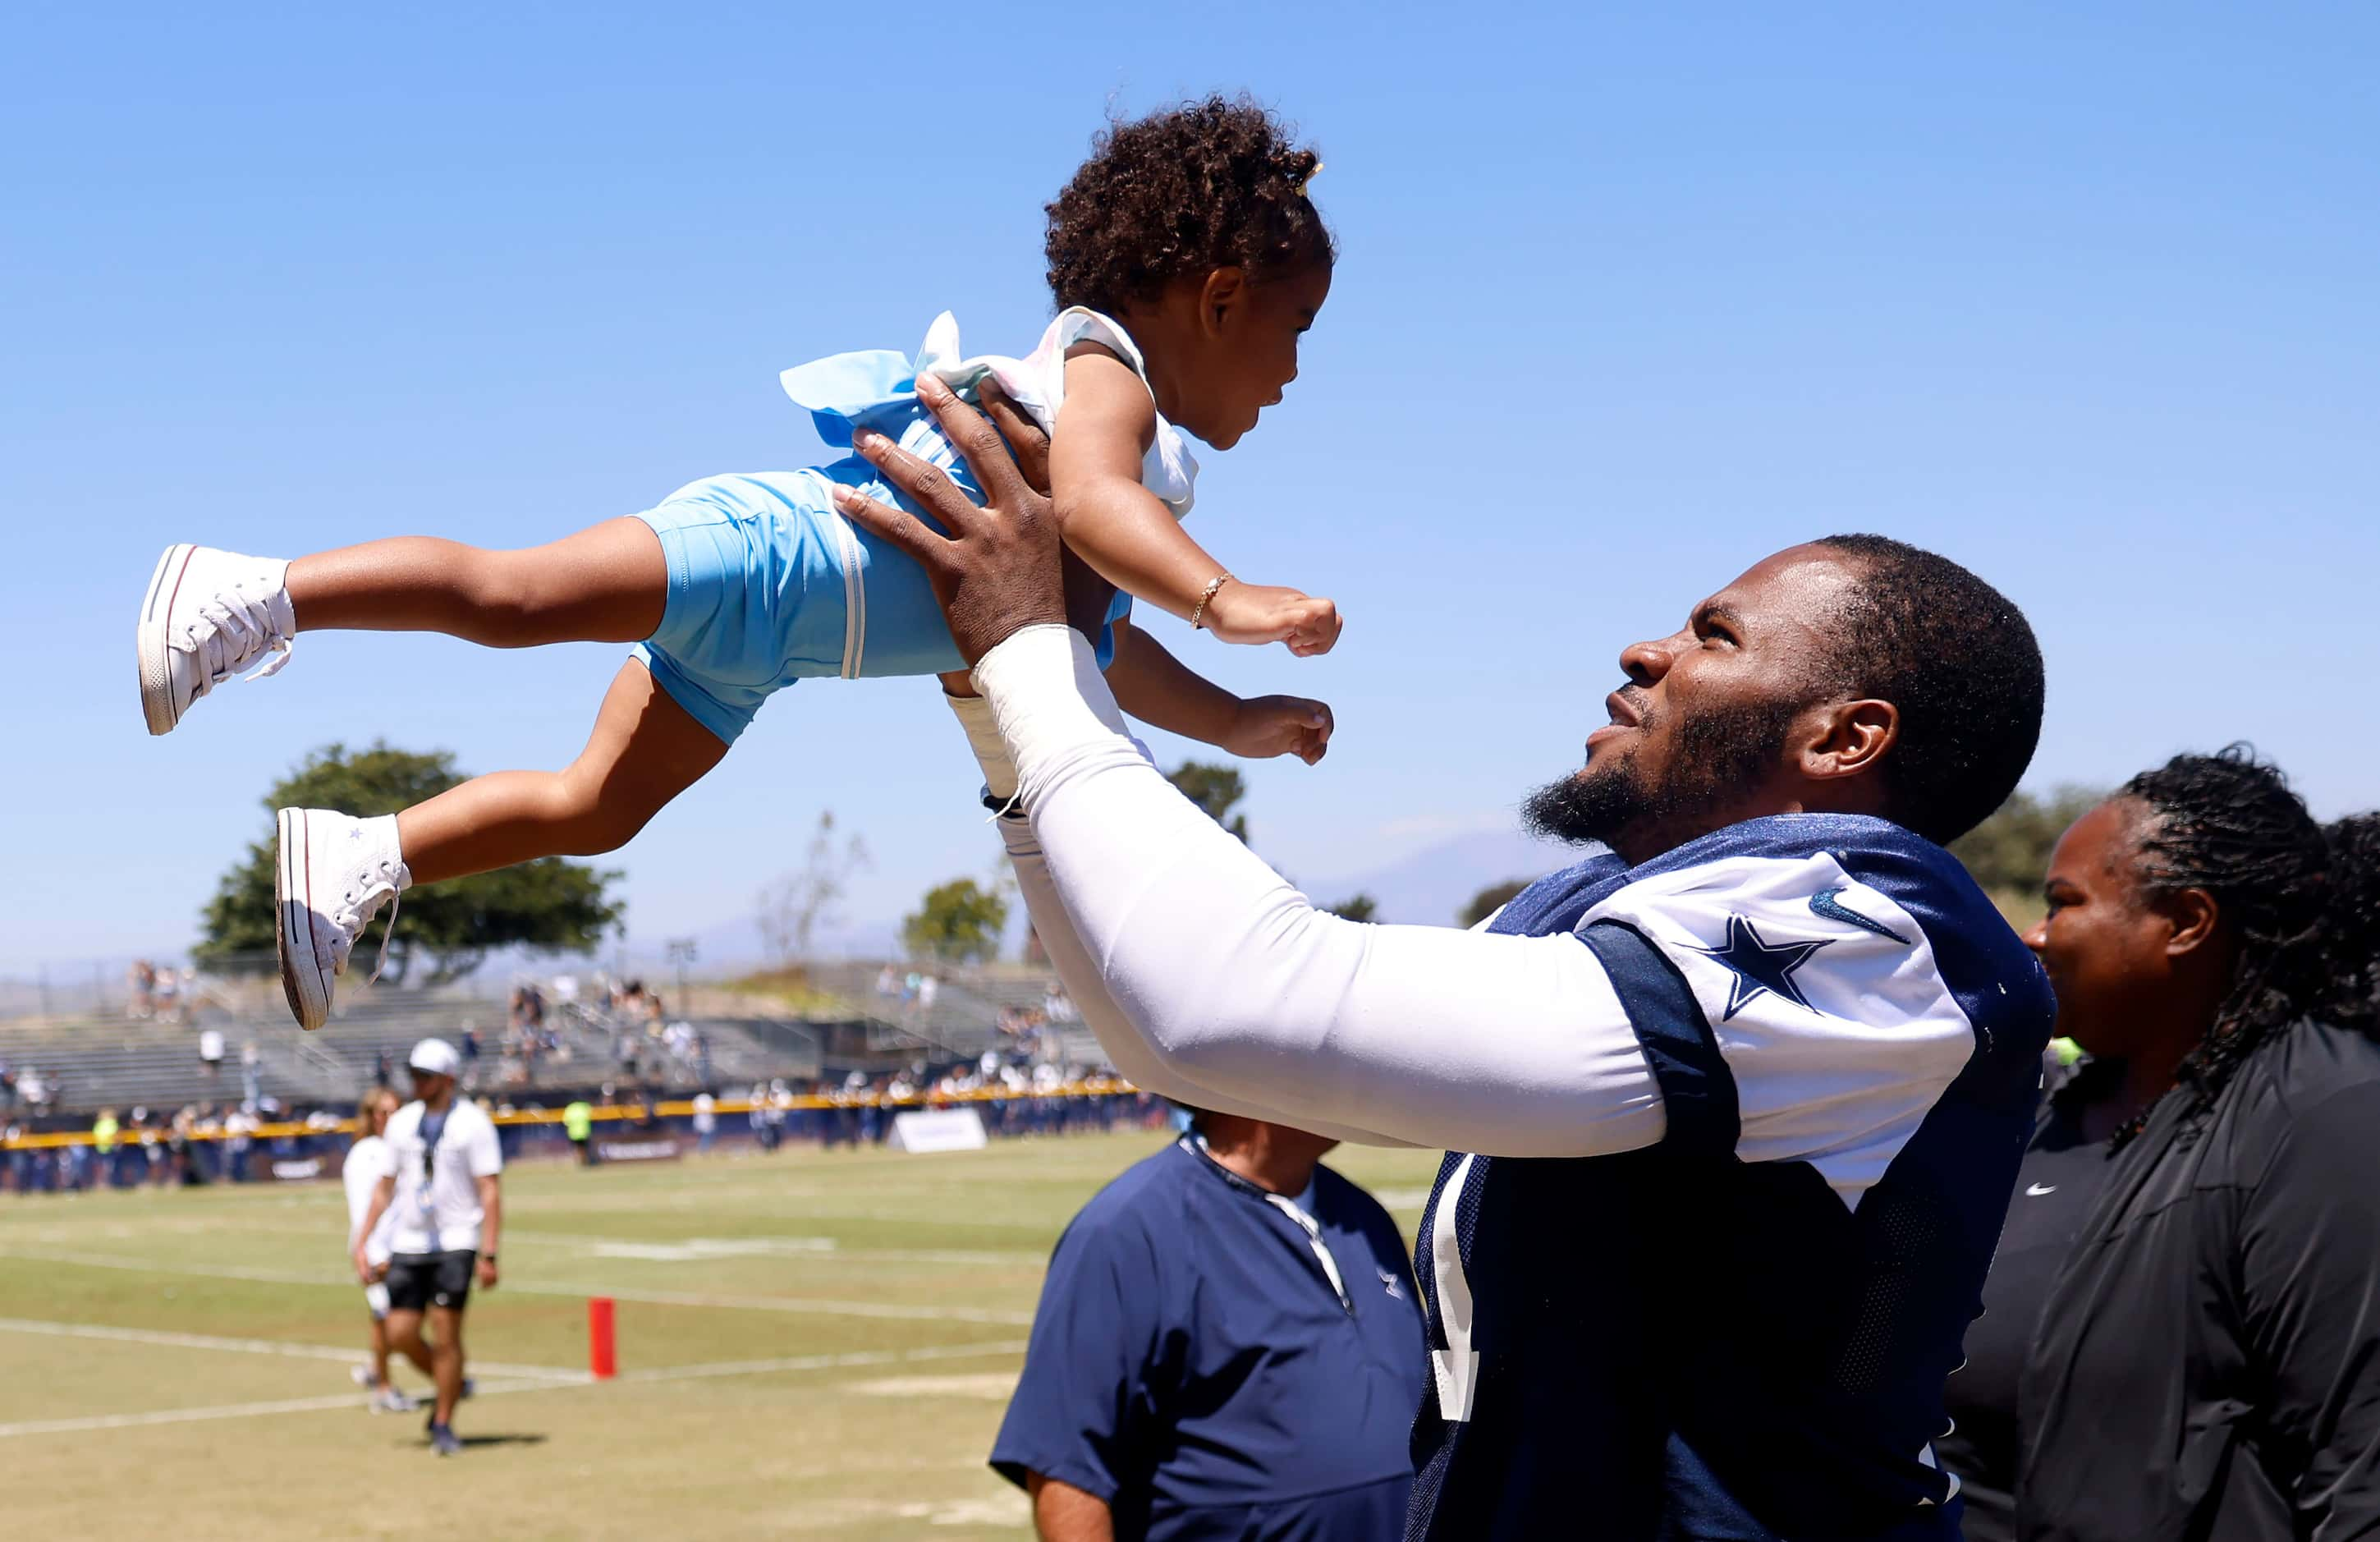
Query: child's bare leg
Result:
<box><xmin>397</xmin><ymin>659</ymin><xmax>727</xmax><ymax>886</ymax></box>
<box><xmin>287</xmin><ymin>518</ymin><xmax>667</xmax><ymax>647</ymax></box>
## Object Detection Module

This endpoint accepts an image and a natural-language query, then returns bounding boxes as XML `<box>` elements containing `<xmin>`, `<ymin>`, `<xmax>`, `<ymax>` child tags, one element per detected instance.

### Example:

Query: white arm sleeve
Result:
<box><xmin>947</xmin><ymin>691</ymin><xmax>1415</xmax><ymax>1146</ymax></box>
<box><xmin>971</xmin><ymin>627</ymin><xmax>1669</xmax><ymax>1159</ymax></box>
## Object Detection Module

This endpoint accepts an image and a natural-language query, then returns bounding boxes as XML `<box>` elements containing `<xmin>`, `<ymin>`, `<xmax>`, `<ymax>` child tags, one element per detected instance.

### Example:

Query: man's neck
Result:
<box><xmin>421</xmin><ymin>1088</ymin><xmax>454</xmax><ymax>1114</ymax></box>
<box><xmin>1609</xmin><ymin>785</ymin><xmax>1894</xmax><ymax>867</ymax></box>
<box><xmin>1197</xmin><ymin>1115</ymin><xmax>1332</xmax><ymax>1196</ymax></box>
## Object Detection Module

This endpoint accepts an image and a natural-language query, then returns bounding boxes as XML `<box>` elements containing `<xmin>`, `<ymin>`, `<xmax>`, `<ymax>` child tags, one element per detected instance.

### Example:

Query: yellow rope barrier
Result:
<box><xmin>2</xmin><ymin>1080</ymin><xmax>1139</xmax><ymax>1151</ymax></box>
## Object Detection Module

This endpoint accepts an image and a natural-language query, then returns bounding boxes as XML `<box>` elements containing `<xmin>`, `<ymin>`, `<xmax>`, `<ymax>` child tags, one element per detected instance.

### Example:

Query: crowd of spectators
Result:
<box><xmin>741</xmin><ymin>1047</ymin><xmax>1144</xmax><ymax>1151</ymax></box>
<box><xmin>126</xmin><ymin>959</ymin><xmax>218</xmax><ymax>1025</ymax></box>
<box><xmin>3</xmin><ymin>1097</ymin><xmax>314</xmax><ymax>1192</ymax></box>
<box><xmin>6</xmin><ymin>1044</ymin><xmax>1144</xmax><ymax>1193</ymax></box>
<box><xmin>0</xmin><ymin>1053</ymin><xmax>52</xmax><ymax>1114</ymax></box>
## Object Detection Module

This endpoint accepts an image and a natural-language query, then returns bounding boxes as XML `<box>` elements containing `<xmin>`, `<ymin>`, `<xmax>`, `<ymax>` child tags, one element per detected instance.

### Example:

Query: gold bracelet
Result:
<box><xmin>1190</xmin><ymin>573</ymin><xmax>1234</xmax><ymax>631</ymax></box>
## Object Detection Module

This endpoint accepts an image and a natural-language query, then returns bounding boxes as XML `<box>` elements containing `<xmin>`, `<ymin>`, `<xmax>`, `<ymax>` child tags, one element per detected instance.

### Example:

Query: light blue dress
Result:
<box><xmin>630</xmin><ymin>310</ymin><xmax>1186</xmax><ymax>745</ymax></box>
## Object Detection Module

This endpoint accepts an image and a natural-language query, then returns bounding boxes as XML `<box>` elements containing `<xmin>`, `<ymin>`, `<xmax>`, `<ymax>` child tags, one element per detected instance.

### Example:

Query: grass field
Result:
<box><xmin>0</xmin><ymin>1130</ymin><xmax>1446</xmax><ymax>1540</ymax></box>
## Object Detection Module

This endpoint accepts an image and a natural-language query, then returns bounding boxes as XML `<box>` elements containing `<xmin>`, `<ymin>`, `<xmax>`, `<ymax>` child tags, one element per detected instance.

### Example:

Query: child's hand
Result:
<box><xmin>1203</xmin><ymin>583</ymin><xmax>1343</xmax><ymax>657</ymax></box>
<box><xmin>1224</xmin><ymin>695</ymin><xmax>1335</xmax><ymax>765</ymax></box>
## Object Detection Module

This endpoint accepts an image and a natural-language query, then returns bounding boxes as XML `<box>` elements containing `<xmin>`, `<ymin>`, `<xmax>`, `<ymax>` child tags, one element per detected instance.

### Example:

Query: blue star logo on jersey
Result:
<box><xmin>1809</xmin><ymin>885</ymin><xmax>1911</xmax><ymax>945</ymax></box>
<box><xmin>1690</xmin><ymin>914</ymin><xmax>1832</xmax><ymax>1020</ymax></box>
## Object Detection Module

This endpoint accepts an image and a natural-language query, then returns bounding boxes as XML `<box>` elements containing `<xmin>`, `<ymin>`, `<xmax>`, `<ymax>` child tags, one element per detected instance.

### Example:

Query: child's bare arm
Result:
<box><xmin>1106</xmin><ymin>617</ymin><xmax>1333</xmax><ymax>766</ymax></box>
<box><xmin>1052</xmin><ymin>351</ymin><xmax>1341</xmax><ymax>656</ymax></box>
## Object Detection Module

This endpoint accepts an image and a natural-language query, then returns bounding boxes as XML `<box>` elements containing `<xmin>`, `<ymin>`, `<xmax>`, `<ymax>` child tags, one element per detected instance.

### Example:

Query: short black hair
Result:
<box><xmin>1044</xmin><ymin>94</ymin><xmax>1333</xmax><ymax>316</ymax></box>
<box><xmin>1812</xmin><ymin>535</ymin><xmax>2044</xmax><ymax>846</ymax></box>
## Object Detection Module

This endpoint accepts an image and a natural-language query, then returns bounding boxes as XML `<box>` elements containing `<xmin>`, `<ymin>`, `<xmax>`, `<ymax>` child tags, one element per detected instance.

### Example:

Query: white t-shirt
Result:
<box><xmin>342</xmin><ymin>1135</ymin><xmax>397</xmax><ymax>1264</ymax></box>
<box><xmin>691</xmin><ymin>1093</ymin><xmax>716</xmax><ymax>1132</ymax></box>
<box><xmin>376</xmin><ymin>1099</ymin><xmax>503</xmax><ymax>1255</ymax></box>
<box><xmin>197</xmin><ymin>1030</ymin><xmax>225</xmax><ymax>1062</ymax></box>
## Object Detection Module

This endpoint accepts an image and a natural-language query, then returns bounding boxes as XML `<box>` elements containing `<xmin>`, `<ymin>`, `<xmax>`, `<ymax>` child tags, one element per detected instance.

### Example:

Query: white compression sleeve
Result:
<box><xmin>942</xmin><ymin>691</ymin><xmax>1415</xmax><ymax>1146</ymax></box>
<box><xmin>973</xmin><ymin>626</ymin><xmax>1669</xmax><ymax>1159</ymax></box>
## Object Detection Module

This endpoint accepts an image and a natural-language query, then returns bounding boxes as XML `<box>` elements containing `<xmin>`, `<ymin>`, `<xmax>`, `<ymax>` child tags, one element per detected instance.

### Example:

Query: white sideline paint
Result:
<box><xmin>608</xmin><ymin>1337</ymin><xmax>1029</xmax><ymax>1386</ymax></box>
<box><xmin>0</xmin><ymin>1335</ymin><xmax>1028</xmax><ymax>1439</ymax></box>
<box><xmin>0</xmin><ymin>1246</ymin><xmax>1034</xmax><ymax>1325</ymax></box>
<box><xmin>0</xmin><ymin>1316</ymin><xmax>577</xmax><ymax>1382</ymax></box>
<box><xmin>497</xmin><ymin>1228</ymin><xmax>1035</xmax><ymax>1268</ymax></box>
<box><xmin>0</xmin><ymin>1393</ymin><xmax>374</xmax><ymax>1438</ymax></box>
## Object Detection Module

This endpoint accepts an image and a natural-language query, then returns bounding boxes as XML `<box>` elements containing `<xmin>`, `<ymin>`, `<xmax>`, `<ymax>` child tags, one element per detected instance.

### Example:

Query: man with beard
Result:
<box><xmin>836</xmin><ymin>376</ymin><xmax>2052</xmax><ymax>1540</ymax></box>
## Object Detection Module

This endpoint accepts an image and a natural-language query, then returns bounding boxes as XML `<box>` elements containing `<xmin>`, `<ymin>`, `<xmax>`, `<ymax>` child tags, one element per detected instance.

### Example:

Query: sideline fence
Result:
<box><xmin>1</xmin><ymin>1079</ymin><xmax>1141</xmax><ymax>1151</ymax></box>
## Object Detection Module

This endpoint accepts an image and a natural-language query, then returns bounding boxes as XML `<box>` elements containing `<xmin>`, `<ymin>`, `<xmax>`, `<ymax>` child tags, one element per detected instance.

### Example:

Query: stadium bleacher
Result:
<box><xmin>1</xmin><ymin>958</ymin><xmax>1103</xmax><ymax>1118</ymax></box>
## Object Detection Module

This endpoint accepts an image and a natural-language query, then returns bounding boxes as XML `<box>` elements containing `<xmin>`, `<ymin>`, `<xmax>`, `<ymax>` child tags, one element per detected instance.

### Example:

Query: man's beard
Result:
<box><xmin>1522</xmin><ymin>694</ymin><xmax>1806</xmax><ymax>856</ymax></box>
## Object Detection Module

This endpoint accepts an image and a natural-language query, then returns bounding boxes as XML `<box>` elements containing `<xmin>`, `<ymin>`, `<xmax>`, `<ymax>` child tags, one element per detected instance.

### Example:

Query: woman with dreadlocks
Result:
<box><xmin>1936</xmin><ymin>746</ymin><xmax>2380</xmax><ymax>1540</ymax></box>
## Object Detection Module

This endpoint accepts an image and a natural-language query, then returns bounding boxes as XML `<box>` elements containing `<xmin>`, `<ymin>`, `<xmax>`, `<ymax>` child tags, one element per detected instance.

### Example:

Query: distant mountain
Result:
<box><xmin>581</xmin><ymin>825</ymin><xmax>1586</xmax><ymax>983</ymax></box>
<box><xmin>1291</xmin><ymin>825</ymin><xmax>1582</xmax><ymax>927</ymax></box>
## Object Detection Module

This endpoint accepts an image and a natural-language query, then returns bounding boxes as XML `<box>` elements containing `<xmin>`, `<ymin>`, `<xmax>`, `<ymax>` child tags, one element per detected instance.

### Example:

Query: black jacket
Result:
<box><xmin>2019</xmin><ymin>1018</ymin><xmax>2380</xmax><ymax>1540</ymax></box>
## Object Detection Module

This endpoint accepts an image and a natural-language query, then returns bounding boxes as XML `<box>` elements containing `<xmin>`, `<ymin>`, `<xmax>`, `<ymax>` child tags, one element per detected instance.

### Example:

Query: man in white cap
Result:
<box><xmin>351</xmin><ymin>1037</ymin><xmax>503</xmax><ymax>1457</ymax></box>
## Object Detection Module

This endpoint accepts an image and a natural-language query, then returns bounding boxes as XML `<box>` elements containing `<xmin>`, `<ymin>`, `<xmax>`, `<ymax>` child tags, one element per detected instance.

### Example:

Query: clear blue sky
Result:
<box><xmin>7</xmin><ymin>2</ymin><xmax>2376</xmax><ymax>974</ymax></box>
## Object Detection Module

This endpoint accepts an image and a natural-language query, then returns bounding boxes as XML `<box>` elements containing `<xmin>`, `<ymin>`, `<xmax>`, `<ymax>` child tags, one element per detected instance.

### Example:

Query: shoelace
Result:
<box><xmin>180</xmin><ymin>590</ymin><xmax>293</xmax><ymax>698</ymax></box>
<box><xmin>332</xmin><ymin>862</ymin><xmax>404</xmax><ymax>984</ymax></box>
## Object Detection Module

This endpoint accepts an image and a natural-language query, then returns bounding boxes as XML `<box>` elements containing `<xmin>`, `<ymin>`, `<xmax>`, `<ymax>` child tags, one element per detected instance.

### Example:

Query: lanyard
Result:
<box><xmin>1184</xmin><ymin>1136</ymin><xmax>1351</xmax><ymax>1314</ymax></box>
<box><xmin>414</xmin><ymin>1108</ymin><xmax>451</xmax><ymax>1251</ymax></box>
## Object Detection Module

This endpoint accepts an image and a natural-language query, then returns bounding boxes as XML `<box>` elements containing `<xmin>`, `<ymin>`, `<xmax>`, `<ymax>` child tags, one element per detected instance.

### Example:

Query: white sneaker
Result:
<box><xmin>371</xmin><ymin>1385</ymin><xmax>418</xmax><ymax>1414</ymax></box>
<box><xmin>277</xmin><ymin>810</ymin><xmax>410</xmax><ymax>1031</ymax></box>
<box><xmin>136</xmin><ymin>544</ymin><xmax>296</xmax><ymax>736</ymax></box>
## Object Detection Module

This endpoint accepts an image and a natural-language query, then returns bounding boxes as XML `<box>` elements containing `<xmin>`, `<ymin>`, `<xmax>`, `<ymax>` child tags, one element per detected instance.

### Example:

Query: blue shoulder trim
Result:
<box><xmin>1485</xmin><ymin>849</ymin><xmax>1628</xmax><ymax>937</ymax></box>
<box><xmin>1580</xmin><ymin>920</ymin><xmax>1740</xmax><ymax>1155</ymax></box>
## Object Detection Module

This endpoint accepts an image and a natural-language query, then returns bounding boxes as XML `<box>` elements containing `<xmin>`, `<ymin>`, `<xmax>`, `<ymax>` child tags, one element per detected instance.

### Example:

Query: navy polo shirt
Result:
<box><xmin>992</xmin><ymin>1137</ymin><xmax>1428</xmax><ymax>1540</ymax></box>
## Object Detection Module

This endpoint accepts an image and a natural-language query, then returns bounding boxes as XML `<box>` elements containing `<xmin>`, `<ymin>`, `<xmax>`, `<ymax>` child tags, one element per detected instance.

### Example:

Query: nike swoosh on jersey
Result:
<box><xmin>1810</xmin><ymin>886</ymin><xmax>1914</xmax><ymax>945</ymax></box>
<box><xmin>2025</xmin><ymin>1182</ymin><xmax>2057</xmax><ymax>1196</ymax></box>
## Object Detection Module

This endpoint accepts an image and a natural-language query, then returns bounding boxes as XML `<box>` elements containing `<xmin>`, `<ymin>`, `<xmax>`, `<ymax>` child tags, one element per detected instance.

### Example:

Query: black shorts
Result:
<box><xmin>384</xmin><ymin>1251</ymin><xmax>477</xmax><ymax>1313</ymax></box>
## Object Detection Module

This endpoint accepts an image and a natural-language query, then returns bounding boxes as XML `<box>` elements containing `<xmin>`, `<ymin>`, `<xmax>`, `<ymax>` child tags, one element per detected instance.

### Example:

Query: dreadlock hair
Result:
<box><xmin>1809</xmin><ymin>535</ymin><xmax>2045</xmax><ymax>847</ymax></box>
<box><xmin>1043</xmin><ymin>95</ymin><xmax>1333</xmax><ymax>317</ymax></box>
<box><xmin>2111</xmin><ymin>746</ymin><xmax>2380</xmax><ymax>1148</ymax></box>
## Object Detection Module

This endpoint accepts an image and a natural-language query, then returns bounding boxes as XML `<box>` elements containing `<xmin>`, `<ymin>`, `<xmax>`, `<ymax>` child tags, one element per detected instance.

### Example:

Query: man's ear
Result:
<box><xmin>1199</xmin><ymin>267</ymin><xmax>1246</xmax><ymax>338</ymax></box>
<box><xmin>2158</xmin><ymin>887</ymin><xmax>2224</xmax><ymax>960</ymax></box>
<box><xmin>1800</xmin><ymin>699</ymin><xmax>1898</xmax><ymax>784</ymax></box>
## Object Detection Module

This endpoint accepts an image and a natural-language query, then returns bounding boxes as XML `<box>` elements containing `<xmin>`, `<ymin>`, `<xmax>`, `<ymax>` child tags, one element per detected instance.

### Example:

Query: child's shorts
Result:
<box><xmin>629</xmin><ymin>463</ymin><xmax>975</xmax><ymax>745</ymax></box>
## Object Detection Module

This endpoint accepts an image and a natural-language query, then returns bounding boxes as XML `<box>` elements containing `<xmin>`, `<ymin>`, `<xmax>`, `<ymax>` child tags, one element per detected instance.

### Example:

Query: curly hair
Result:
<box><xmin>2110</xmin><ymin>746</ymin><xmax>2380</xmax><ymax>1148</ymax></box>
<box><xmin>1809</xmin><ymin>535</ymin><xmax>2045</xmax><ymax>846</ymax></box>
<box><xmin>1044</xmin><ymin>95</ymin><xmax>1334</xmax><ymax>315</ymax></box>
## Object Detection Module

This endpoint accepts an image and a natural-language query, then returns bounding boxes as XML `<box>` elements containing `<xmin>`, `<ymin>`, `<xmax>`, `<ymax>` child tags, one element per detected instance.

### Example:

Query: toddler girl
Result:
<box><xmin>136</xmin><ymin>96</ymin><xmax>1339</xmax><ymax>1030</ymax></box>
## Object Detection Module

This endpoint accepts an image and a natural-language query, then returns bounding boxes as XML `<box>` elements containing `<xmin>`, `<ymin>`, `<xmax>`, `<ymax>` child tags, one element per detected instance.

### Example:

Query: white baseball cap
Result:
<box><xmin>406</xmin><ymin>1038</ymin><xmax>462</xmax><ymax>1077</ymax></box>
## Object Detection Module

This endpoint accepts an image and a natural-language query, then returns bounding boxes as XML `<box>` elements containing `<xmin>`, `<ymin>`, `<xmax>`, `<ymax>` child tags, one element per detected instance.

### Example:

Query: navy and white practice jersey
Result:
<box><xmin>956</xmin><ymin>630</ymin><xmax>2059</xmax><ymax>1541</ymax></box>
<box><xmin>1407</xmin><ymin>815</ymin><xmax>2052</xmax><ymax>1540</ymax></box>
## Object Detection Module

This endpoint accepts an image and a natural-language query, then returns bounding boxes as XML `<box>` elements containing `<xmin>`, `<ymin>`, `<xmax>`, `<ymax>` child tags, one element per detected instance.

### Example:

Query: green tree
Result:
<box><xmin>1459</xmin><ymin>879</ymin><xmax>1532</xmax><ymax>929</ymax></box>
<box><xmin>902</xmin><ymin>877</ymin><xmax>1011</xmax><ymax>965</ymax></box>
<box><xmin>196</xmin><ymin>742</ymin><xmax>625</xmax><ymax>984</ymax></box>
<box><xmin>1321</xmin><ymin>893</ymin><xmax>1380</xmax><ymax>922</ymax></box>
<box><xmin>1949</xmin><ymin>785</ymin><xmax>2106</xmax><ymax>900</ymax></box>
<box><xmin>1167</xmin><ymin>761</ymin><xmax>1250</xmax><ymax>844</ymax></box>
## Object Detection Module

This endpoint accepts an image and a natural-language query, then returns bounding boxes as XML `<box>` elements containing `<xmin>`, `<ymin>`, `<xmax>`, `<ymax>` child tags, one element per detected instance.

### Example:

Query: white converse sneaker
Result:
<box><xmin>277</xmin><ymin>810</ymin><xmax>410</xmax><ymax>1031</ymax></box>
<box><xmin>137</xmin><ymin>544</ymin><xmax>296</xmax><ymax>736</ymax></box>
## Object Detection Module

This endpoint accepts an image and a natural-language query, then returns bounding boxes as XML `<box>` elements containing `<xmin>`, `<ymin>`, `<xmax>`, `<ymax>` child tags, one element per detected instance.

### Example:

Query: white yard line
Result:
<box><xmin>521</xmin><ymin>1278</ymin><xmax>1034</xmax><ymax>1325</ymax></box>
<box><xmin>496</xmin><ymin>1227</ymin><xmax>1039</xmax><ymax>1267</ymax></box>
<box><xmin>0</xmin><ymin>1393</ymin><xmax>371</xmax><ymax>1438</ymax></box>
<box><xmin>0</xmin><ymin>1245</ymin><xmax>335</xmax><ymax>1290</ymax></box>
<box><xmin>608</xmin><ymin>1337</ymin><xmax>1029</xmax><ymax>1386</ymax></box>
<box><xmin>0</xmin><ymin>1316</ymin><xmax>579</xmax><ymax>1381</ymax></box>
<box><xmin>0</xmin><ymin>1336</ymin><xmax>1027</xmax><ymax>1439</ymax></box>
<box><xmin>0</xmin><ymin>1246</ymin><xmax>1034</xmax><ymax>1325</ymax></box>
